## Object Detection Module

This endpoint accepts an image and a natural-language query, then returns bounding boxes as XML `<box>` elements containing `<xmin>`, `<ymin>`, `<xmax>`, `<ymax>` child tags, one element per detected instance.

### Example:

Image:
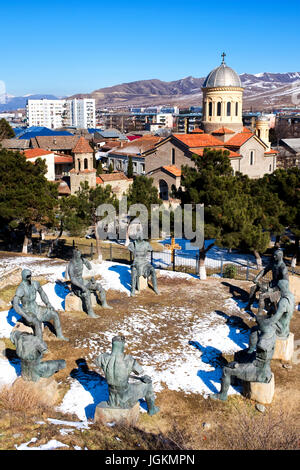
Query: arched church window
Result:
<box><xmin>227</xmin><ymin>102</ymin><xmax>231</xmax><ymax>116</ymax></box>
<box><xmin>209</xmin><ymin>102</ymin><xmax>212</xmax><ymax>117</ymax></box>
<box><xmin>84</xmin><ymin>158</ymin><xmax>88</xmax><ymax>170</ymax></box>
<box><xmin>78</xmin><ymin>159</ymin><xmax>81</xmax><ymax>171</ymax></box>
<box><xmin>257</xmin><ymin>129</ymin><xmax>261</xmax><ymax>138</ymax></box>
<box><xmin>217</xmin><ymin>102</ymin><xmax>221</xmax><ymax>116</ymax></box>
<box><xmin>250</xmin><ymin>150</ymin><xmax>255</xmax><ymax>165</ymax></box>
<box><xmin>171</xmin><ymin>148</ymin><xmax>175</xmax><ymax>165</ymax></box>
<box><xmin>235</xmin><ymin>102</ymin><xmax>238</xmax><ymax>116</ymax></box>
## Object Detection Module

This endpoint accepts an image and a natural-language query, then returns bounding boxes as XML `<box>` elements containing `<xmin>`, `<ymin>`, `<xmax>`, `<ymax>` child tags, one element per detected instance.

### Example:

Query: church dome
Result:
<box><xmin>203</xmin><ymin>54</ymin><xmax>242</xmax><ymax>88</ymax></box>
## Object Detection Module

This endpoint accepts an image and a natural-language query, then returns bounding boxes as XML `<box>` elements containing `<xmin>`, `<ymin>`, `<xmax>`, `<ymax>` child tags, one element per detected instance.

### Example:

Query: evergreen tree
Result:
<box><xmin>0</xmin><ymin>148</ymin><xmax>58</xmax><ymax>252</ymax></box>
<box><xmin>108</xmin><ymin>163</ymin><xmax>113</xmax><ymax>173</ymax></box>
<box><xmin>97</xmin><ymin>161</ymin><xmax>103</xmax><ymax>175</ymax></box>
<box><xmin>127</xmin><ymin>156</ymin><xmax>133</xmax><ymax>178</ymax></box>
<box><xmin>0</xmin><ymin>119</ymin><xmax>15</xmax><ymax>140</ymax></box>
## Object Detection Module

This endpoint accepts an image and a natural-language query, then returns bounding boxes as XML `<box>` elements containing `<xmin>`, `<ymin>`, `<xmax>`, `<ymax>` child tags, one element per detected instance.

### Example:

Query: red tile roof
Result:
<box><xmin>190</xmin><ymin>128</ymin><xmax>204</xmax><ymax>134</ymax></box>
<box><xmin>72</xmin><ymin>136</ymin><xmax>93</xmax><ymax>154</ymax></box>
<box><xmin>23</xmin><ymin>148</ymin><xmax>53</xmax><ymax>159</ymax></box>
<box><xmin>54</xmin><ymin>154</ymin><xmax>74</xmax><ymax>164</ymax></box>
<box><xmin>264</xmin><ymin>150</ymin><xmax>278</xmax><ymax>155</ymax></box>
<box><xmin>224</xmin><ymin>131</ymin><xmax>255</xmax><ymax>147</ymax></box>
<box><xmin>192</xmin><ymin>148</ymin><xmax>240</xmax><ymax>158</ymax></box>
<box><xmin>162</xmin><ymin>165</ymin><xmax>182</xmax><ymax>177</ymax></box>
<box><xmin>97</xmin><ymin>172</ymin><xmax>130</xmax><ymax>183</ymax></box>
<box><xmin>243</xmin><ymin>126</ymin><xmax>253</xmax><ymax>133</ymax></box>
<box><xmin>173</xmin><ymin>133</ymin><xmax>224</xmax><ymax>148</ymax></box>
<box><xmin>211</xmin><ymin>127</ymin><xmax>235</xmax><ymax>135</ymax></box>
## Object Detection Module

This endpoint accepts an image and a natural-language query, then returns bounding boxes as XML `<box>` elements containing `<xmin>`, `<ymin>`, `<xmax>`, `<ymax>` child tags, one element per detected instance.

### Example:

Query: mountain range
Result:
<box><xmin>2</xmin><ymin>73</ymin><xmax>300</xmax><ymax>112</ymax></box>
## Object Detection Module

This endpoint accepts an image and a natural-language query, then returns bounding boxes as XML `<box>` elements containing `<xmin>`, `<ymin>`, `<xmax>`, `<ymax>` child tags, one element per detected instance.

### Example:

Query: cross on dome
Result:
<box><xmin>221</xmin><ymin>52</ymin><xmax>226</xmax><ymax>64</ymax></box>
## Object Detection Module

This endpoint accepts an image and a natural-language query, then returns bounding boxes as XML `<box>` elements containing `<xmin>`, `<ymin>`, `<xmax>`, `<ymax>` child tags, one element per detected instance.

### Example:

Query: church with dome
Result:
<box><xmin>144</xmin><ymin>54</ymin><xmax>278</xmax><ymax>200</ymax></box>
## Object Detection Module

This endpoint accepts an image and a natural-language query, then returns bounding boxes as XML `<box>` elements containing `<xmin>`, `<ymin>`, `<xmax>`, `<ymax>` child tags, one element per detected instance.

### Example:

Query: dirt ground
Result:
<box><xmin>0</xmin><ymin>256</ymin><xmax>299</xmax><ymax>450</ymax></box>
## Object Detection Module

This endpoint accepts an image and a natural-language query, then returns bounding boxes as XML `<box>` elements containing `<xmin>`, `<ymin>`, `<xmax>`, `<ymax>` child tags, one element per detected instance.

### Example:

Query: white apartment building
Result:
<box><xmin>66</xmin><ymin>98</ymin><xmax>96</xmax><ymax>129</ymax></box>
<box><xmin>27</xmin><ymin>99</ymin><xmax>66</xmax><ymax>128</ymax></box>
<box><xmin>27</xmin><ymin>98</ymin><xmax>95</xmax><ymax>129</ymax></box>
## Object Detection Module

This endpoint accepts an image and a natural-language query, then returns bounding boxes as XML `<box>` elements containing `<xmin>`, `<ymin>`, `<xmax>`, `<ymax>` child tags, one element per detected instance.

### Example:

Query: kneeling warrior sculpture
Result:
<box><xmin>128</xmin><ymin>232</ymin><xmax>159</xmax><ymax>297</ymax></box>
<box><xmin>245</xmin><ymin>249</ymin><xmax>288</xmax><ymax>314</ymax></box>
<box><xmin>10</xmin><ymin>330</ymin><xmax>66</xmax><ymax>382</ymax></box>
<box><xmin>96</xmin><ymin>335</ymin><xmax>160</xmax><ymax>415</ymax></box>
<box><xmin>248</xmin><ymin>279</ymin><xmax>295</xmax><ymax>353</ymax></box>
<box><xmin>210</xmin><ymin>314</ymin><xmax>277</xmax><ymax>401</ymax></box>
<box><xmin>12</xmin><ymin>269</ymin><xmax>68</xmax><ymax>341</ymax></box>
<box><xmin>67</xmin><ymin>248</ymin><xmax>112</xmax><ymax>318</ymax></box>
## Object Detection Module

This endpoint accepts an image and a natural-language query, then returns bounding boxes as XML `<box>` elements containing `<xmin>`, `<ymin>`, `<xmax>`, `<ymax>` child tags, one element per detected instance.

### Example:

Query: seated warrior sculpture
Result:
<box><xmin>245</xmin><ymin>249</ymin><xmax>288</xmax><ymax>314</ymax></box>
<box><xmin>96</xmin><ymin>335</ymin><xmax>160</xmax><ymax>415</ymax></box>
<box><xmin>210</xmin><ymin>314</ymin><xmax>277</xmax><ymax>401</ymax></box>
<box><xmin>12</xmin><ymin>269</ymin><xmax>68</xmax><ymax>341</ymax></box>
<box><xmin>10</xmin><ymin>330</ymin><xmax>66</xmax><ymax>382</ymax></box>
<box><xmin>67</xmin><ymin>248</ymin><xmax>111</xmax><ymax>318</ymax></box>
<box><xmin>248</xmin><ymin>279</ymin><xmax>295</xmax><ymax>353</ymax></box>
<box><xmin>128</xmin><ymin>232</ymin><xmax>159</xmax><ymax>297</ymax></box>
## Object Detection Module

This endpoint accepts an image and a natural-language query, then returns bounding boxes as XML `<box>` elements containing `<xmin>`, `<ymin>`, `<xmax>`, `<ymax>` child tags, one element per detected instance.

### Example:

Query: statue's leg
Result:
<box><xmin>150</xmin><ymin>266</ymin><xmax>159</xmax><ymax>295</ymax></box>
<box><xmin>82</xmin><ymin>290</ymin><xmax>99</xmax><ymax>318</ymax></box>
<box><xmin>210</xmin><ymin>367</ymin><xmax>233</xmax><ymax>401</ymax></box>
<box><xmin>36</xmin><ymin>359</ymin><xmax>66</xmax><ymax>379</ymax></box>
<box><xmin>248</xmin><ymin>326</ymin><xmax>259</xmax><ymax>353</ymax></box>
<box><xmin>131</xmin><ymin>267</ymin><xmax>137</xmax><ymax>297</ymax></box>
<box><xmin>50</xmin><ymin>310</ymin><xmax>69</xmax><ymax>341</ymax></box>
<box><xmin>95</xmin><ymin>284</ymin><xmax>112</xmax><ymax>309</ymax></box>
<box><xmin>144</xmin><ymin>382</ymin><xmax>160</xmax><ymax>415</ymax></box>
<box><xmin>32</xmin><ymin>318</ymin><xmax>43</xmax><ymax>340</ymax></box>
<box><xmin>258</xmin><ymin>291</ymin><xmax>268</xmax><ymax>315</ymax></box>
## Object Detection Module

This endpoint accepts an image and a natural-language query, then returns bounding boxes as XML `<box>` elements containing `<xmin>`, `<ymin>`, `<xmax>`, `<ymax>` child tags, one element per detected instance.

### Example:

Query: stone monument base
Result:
<box><xmin>243</xmin><ymin>373</ymin><xmax>275</xmax><ymax>404</ymax></box>
<box><xmin>12</xmin><ymin>321</ymin><xmax>44</xmax><ymax>336</ymax></box>
<box><xmin>11</xmin><ymin>377</ymin><xmax>60</xmax><ymax>406</ymax></box>
<box><xmin>65</xmin><ymin>292</ymin><xmax>97</xmax><ymax>312</ymax></box>
<box><xmin>273</xmin><ymin>333</ymin><xmax>294</xmax><ymax>362</ymax></box>
<box><xmin>137</xmin><ymin>276</ymin><xmax>148</xmax><ymax>292</ymax></box>
<box><xmin>94</xmin><ymin>402</ymin><xmax>140</xmax><ymax>425</ymax></box>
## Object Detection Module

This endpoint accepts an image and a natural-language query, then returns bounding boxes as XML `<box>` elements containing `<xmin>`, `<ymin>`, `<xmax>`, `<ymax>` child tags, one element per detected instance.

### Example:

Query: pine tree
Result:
<box><xmin>127</xmin><ymin>156</ymin><xmax>133</xmax><ymax>178</ymax></box>
<box><xmin>0</xmin><ymin>148</ymin><xmax>58</xmax><ymax>252</ymax></box>
<box><xmin>0</xmin><ymin>119</ymin><xmax>15</xmax><ymax>140</ymax></box>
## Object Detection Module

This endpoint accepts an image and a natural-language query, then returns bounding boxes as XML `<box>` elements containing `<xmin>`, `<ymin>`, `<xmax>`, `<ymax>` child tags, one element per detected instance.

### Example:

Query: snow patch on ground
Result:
<box><xmin>16</xmin><ymin>437</ymin><xmax>68</xmax><ymax>450</ymax></box>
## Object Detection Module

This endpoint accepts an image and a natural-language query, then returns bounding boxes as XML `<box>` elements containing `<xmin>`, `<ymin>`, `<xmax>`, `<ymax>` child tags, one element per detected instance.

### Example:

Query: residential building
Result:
<box><xmin>27</xmin><ymin>98</ymin><xmax>95</xmax><ymax>129</ymax></box>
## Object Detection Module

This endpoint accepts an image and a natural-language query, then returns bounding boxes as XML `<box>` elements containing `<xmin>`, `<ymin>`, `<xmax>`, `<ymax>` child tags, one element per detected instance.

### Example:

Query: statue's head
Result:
<box><xmin>111</xmin><ymin>335</ymin><xmax>125</xmax><ymax>354</ymax></box>
<box><xmin>273</xmin><ymin>249</ymin><xmax>283</xmax><ymax>263</ymax></box>
<box><xmin>278</xmin><ymin>279</ymin><xmax>289</xmax><ymax>295</ymax></box>
<box><xmin>21</xmin><ymin>269</ymin><xmax>32</xmax><ymax>283</ymax></box>
<box><xmin>73</xmin><ymin>248</ymin><xmax>82</xmax><ymax>260</ymax></box>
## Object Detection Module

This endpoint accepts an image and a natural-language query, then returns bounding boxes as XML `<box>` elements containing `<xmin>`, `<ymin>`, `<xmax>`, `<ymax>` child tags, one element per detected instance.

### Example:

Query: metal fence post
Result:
<box><xmin>72</xmin><ymin>239</ymin><xmax>75</xmax><ymax>249</ymax></box>
<box><xmin>90</xmin><ymin>242</ymin><xmax>93</xmax><ymax>260</ymax></box>
<box><xmin>220</xmin><ymin>256</ymin><xmax>224</xmax><ymax>277</ymax></box>
<box><xmin>151</xmin><ymin>250</ymin><xmax>153</xmax><ymax>266</ymax></box>
<box><xmin>110</xmin><ymin>243</ymin><xmax>112</xmax><ymax>261</ymax></box>
<box><xmin>246</xmin><ymin>259</ymin><xmax>250</xmax><ymax>281</ymax></box>
<box><xmin>196</xmin><ymin>253</ymin><xmax>199</xmax><ymax>276</ymax></box>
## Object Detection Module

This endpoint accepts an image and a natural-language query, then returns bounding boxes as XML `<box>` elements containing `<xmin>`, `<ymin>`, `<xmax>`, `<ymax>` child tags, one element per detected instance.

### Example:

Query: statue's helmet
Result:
<box><xmin>21</xmin><ymin>269</ymin><xmax>32</xmax><ymax>281</ymax></box>
<box><xmin>111</xmin><ymin>335</ymin><xmax>125</xmax><ymax>353</ymax></box>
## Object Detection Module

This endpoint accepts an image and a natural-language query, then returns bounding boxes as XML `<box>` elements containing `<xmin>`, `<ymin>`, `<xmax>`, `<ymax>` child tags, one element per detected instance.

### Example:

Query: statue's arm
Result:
<box><xmin>266</xmin><ymin>299</ymin><xmax>286</xmax><ymax>324</ymax></box>
<box><xmin>281</xmin><ymin>265</ymin><xmax>289</xmax><ymax>281</ymax></box>
<box><xmin>12</xmin><ymin>287</ymin><xmax>31</xmax><ymax>322</ymax></box>
<box><xmin>128</xmin><ymin>242</ymin><xmax>134</xmax><ymax>253</ymax></box>
<box><xmin>82</xmin><ymin>257</ymin><xmax>92</xmax><ymax>271</ymax></box>
<box><xmin>254</xmin><ymin>265</ymin><xmax>270</xmax><ymax>282</ymax></box>
<box><xmin>131</xmin><ymin>359</ymin><xmax>144</xmax><ymax>376</ymax></box>
<box><xmin>37</xmin><ymin>283</ymin><xmax>52</xmax><ymax>308</ymax></box>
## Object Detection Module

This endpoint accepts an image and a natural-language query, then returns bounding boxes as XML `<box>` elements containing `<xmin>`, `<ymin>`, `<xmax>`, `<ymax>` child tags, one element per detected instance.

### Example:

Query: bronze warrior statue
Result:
<box><xmin>67</xmin><ymin>249</ymin><xmax>112</xmax><ymax>318</ymax></box>
<box><xmin>245</xmin><ymin>249</ymin><xmax>288</xmax><ymax>314</ymax></box>
<box><xmin>96</xmin><ymin>335</ymin><xmax>160</xmax><ymax>415</ymax></box>
<box><xmin>10</xmin><ymin>330</ymin><xmax>66</xmax><ymax>382</ymax></box>
<box><xmin>128</xmin><ymin>233</ymin><xmax>159</xmax><ymax>297</ymax></box>
<box><xmin>12</xmin><ymin>269</ymin><xmax>68</xmax><ymax>341</ymax></box>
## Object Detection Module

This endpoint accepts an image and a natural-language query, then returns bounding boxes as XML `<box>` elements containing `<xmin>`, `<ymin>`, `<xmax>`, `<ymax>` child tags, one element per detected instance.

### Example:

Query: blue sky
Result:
<box><xmin>1</xmin><ymin>0</ymin><xmax>300</xmax><ymax>96</ymax></box>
